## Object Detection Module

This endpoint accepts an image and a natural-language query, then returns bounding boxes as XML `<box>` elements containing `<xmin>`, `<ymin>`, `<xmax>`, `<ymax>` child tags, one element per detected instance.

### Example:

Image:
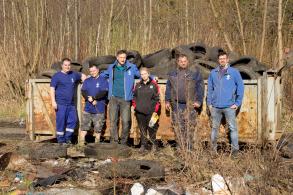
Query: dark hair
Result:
<box><xmin>89</xmin><ymin>64</ymin><xmax>98</xmax><ymax>69</ymax></box>
<box><xmin>218</xmin><ymin>51</ymin><xmax>228</xmax><ymax>58</ymax></box>
<box><xmin>176</xmin><ymin>53</ymin><xmax>188</xmax><ymax>61</ymax></box>
<box><xmin>116</xmin><ymin>49</ymin><xmax>127</xmax><ymax>56</ymax></box>
<box><xmin>61</xmin><ymin>58</ymin><xmax>71</xmax><ymax>64</ymax></box>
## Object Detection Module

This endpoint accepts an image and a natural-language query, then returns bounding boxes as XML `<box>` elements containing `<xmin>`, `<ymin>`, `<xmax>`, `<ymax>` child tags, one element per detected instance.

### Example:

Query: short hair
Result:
<box><xmin>116</xmin><ymin>49</ymin><xmax>127</xmax><ymax>56</ymax></box>
<box><xmin>176</xmin><ymin>53</ymin><xmax>188</xmax><ymax>61</ymax></box>
<box><xmin>89</xmin><ymin>64</ymin><xmax>98</xmax><ymax>69</ymax></box>
<box><xmin>139</xmin><ymin>67</ymin><xmax>150</xmax><ymax>74</ymax></box>
<box><xmin>218</xmin><ymin>51</ymin><xmax>228</xmax><ymax>58</ymax></box>
<box><xmin>61</xmin><ymin>58</ymin><xmax>71</xmax><ymax>64</ymax></box>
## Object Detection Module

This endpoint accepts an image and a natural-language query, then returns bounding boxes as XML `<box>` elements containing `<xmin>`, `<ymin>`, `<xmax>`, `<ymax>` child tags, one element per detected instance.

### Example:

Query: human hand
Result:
<box><xmin>193</xmin><ymin>101</ymin><xmax>201</xmax><ymax>108</ymax></box>
<box><xmin>165</xmin><ymin>102</ymin><xmax>170</xmax><ymax>111</ymax></box>
<box><xmin>230</xmin><ymin>104</ymin><xmax>238</xmax><ymax>109</ymax></box>
<box><xmin>92</xmin><ymin>100</ymin><xmax>97</xmax><ymax>106</ymax></box>
<box><xmin>52</xmin><ymin>101</ymin><xmax>57</xmax><ymax>110</ymax></box>
<box><xmin>88</xmin><ymin>96</ymin><xmax>93</xmax><ymax>102</ymax></box>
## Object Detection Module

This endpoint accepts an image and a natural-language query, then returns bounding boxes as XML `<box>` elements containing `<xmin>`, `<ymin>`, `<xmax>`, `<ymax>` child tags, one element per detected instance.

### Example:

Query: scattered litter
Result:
<box><xmin>211</xmin><ymin>174</ymin><xmax>229</xmax><ymax>194</ymax></box>
<box><xmin>14</xmin><ymin>172</ymin><xmax>24</xmax><ymax>183</ymax></box>
<box><xmin>146</xmin><ymin>188</ymin><xmax>162</xmax><ymax>195</ymax></box>
<box><xmin>131</xmin><ymin>182</ymin><xmax>144</xmax><ymax>195</ymax></box>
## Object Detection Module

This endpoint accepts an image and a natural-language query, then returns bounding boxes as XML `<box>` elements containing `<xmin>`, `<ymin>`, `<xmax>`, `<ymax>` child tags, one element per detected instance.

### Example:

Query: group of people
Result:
<box><xmin>50</xmin><ymin>49</ymin><xmax>244</xmax><ymax>157</ymax></box>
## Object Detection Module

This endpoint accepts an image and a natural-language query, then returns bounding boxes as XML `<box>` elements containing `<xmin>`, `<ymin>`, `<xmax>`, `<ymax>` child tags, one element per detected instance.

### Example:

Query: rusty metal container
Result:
<box><xmin>26</xmin><ymin>73</ymin><xmax>282</xmax><ymax>144</ymax></box>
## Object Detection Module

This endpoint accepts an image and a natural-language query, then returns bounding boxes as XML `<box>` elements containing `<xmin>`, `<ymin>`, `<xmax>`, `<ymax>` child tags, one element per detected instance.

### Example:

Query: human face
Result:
<box><xmin>177</xmin><ymin>56</ymin><xmax>189</xmax><ymax>69</ymax></box>
<box><xmin>140</xmin><ymin>70</ymin><xmax>149</xmax><ymax>81</ymax></box>
<box><xmin>218</xmin><ymin>54</ymin><xmax>229</xmax><ymax>67</ymax></box>
<box><xmin>89</xmin><ymin>66</ymin><xmax>99</xmax><ymax>78</ymax></box>
<box><xmin>117</xmin><ymin>53</ymin><xmax>127</xmax><ymax>65</ymax></box>
<box><xmin>61</xmin><ymin>60</ymin><xmax>71</xmax><ymax>73</ymax></box>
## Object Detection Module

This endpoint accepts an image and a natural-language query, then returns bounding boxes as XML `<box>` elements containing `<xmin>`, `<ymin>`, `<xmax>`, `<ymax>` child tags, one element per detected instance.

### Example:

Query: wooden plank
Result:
<box><xmin>32</xmin><ymin>83</ymin><xmax>55</xmax><ymax>137</ymax></box>
<box><xmin>261</xmin><ymin>73</ymin><xmax>268</xmax><ymax>143</ymax></box>
<box><xmin>257</xmin><ymin>77</ymin><xmax>262</xmax><ymax>142</ymax></box>
<box><xmin>29</xmin><ymin>80</ymin><xmax>35</xmax><ymax>140</ymax></box>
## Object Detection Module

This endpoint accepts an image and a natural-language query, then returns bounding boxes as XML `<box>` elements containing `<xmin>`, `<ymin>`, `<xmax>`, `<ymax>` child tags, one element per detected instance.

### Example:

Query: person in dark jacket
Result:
<box><xmin>133</xmin><ymin>67</ymin><xmax>160</xmax><ymax>152</ymax></box>
<box><xmin>165</xmin><ymin>54</ymin><xmax>204</xmax><ymax>149</ymax></box>
<box><xmin>80</xmin><ymin>64</ymin><xmax>108</xmax><ymax>144</ymax></box>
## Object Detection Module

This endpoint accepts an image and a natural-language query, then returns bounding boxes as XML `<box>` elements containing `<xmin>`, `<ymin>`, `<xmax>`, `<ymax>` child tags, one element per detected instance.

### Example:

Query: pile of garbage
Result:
<box><xmin>37</xmin><ymin>42</ymin><xmax>269</xmax><ymax>80</ymax></box>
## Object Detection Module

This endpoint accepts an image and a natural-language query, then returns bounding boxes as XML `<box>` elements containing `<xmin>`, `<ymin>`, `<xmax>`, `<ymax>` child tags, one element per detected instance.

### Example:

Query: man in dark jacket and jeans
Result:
<box><xmin>165</xmin><ymin>54</ymin><xmax>204</xmax><ymax>149</ymax></box>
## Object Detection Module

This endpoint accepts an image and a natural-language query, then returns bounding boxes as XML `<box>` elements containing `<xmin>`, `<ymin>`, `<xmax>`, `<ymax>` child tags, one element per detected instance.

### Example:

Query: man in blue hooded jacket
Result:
<box><xmin>207</xmin><ymin>51</ymin><xmax>244</xmax><ymax>157</ymax></box>
<box><xmin>101</xmin><ymin>50</ymin><xmax>140</xmax><ymax>145</ymax></box>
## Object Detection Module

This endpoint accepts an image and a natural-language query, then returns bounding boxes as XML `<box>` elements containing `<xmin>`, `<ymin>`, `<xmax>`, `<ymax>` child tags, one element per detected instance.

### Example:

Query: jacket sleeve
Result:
<box><xmin>133</xmin><ymin>65</ymin><xmax>141</xmax><ymax>78</ymax></box>
<box><xmin>100</xmin><ymin>66</ymin><xmax>110</xmax><ymax>78</ymax></box>
<box><xmin>194</xmin><ymin>71</ymin><xmax>204</xmax><ymax>105</ymax></box>
<box><xmin>207</xmin><ymin>73</ymin><xmax>214</xmax><ymax>106</ymax></box>
<box><xmin>165</xmin><ymin>79</ymin><xmax>171</xmax><ymax>103</ymax></box>
<box><xmin>152</xmin><ymin>81</ymin><xmax>161</xmax><ymax>113</ymax></box>
<box><xmin>234</xmin><ymin>70</ymin><xmax>244</xmax><ymax>107</ymax></box>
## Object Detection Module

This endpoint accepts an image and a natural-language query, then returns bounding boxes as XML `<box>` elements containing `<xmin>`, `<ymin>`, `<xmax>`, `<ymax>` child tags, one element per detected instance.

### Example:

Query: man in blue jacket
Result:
<box><xmin>101</xmin><ymin>50</ymin><xmax>140</xmax><ymax>145</ymax></box>
<box><xmin>165</xmin><ymin>54</ymin><xmax>204</xmax><ymax>149</ymax></box>
<box><xmin>207</xmin><ymin>51</ymin><xmax>244</xmax><ymax>157</ymax></box>
<box><xmin>81</xmin><ymin>64</ymin><xmax>108</xmax><ymax>144</ymax></box>
<box><xmin>50</xmin><ymin>58</ymin><xmax>86</xmax><ymax>144</ymax></box>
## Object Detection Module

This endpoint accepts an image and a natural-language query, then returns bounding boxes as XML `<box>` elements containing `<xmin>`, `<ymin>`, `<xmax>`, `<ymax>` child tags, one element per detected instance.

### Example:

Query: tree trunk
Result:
<box><xmin>148</xmin><ymin>0</ymin><xmax>152</xmax><ymax>47</ymax></box>
<box><xmin>74</xmin><ymin>0</ymin><xmax>79</xmax><ymax>60</ymax></box>
<box><xmin>259</xmin><ymin>0</ymin><xmax>268</xmax><ymax>61</ymax></box>
<box><xmin>105</xmin><ymin>0</ymin><xmax>114</xmax><ymax>54</ymax></box>
<box><xmin>277</xmin><ymin>0</ymin><xmax>283</xmax><ymax>68</ymax></box>
<box><xmin>234</xmin><ymin>0</ymin><xmax>247</xmax><ymax>54</ymax></box>
<box><xmin>209</xmin><ymin>0</ymin><xmax>234</xmax><ymax>51</ymax></box>
<box><xmin>185</xmin><ymin>0</ymin><xmax>189</xmax><ymax>43</ymax></box>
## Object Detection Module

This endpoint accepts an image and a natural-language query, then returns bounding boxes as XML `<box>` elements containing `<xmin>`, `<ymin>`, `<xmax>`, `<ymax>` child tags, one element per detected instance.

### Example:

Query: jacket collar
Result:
<box><xmin>113</xmin><ymin>60</ymin><xmax>131</xmax><ymax>70</ymax></box>
<box><xmin>139</xmin><ymin>77</ymin><xmax>152</xmax><ymax>85</ymax></box>
<box><xmin>215</xmin><ymin>64</ymin><xmax>231</xmax><ymax>74</ymax></box>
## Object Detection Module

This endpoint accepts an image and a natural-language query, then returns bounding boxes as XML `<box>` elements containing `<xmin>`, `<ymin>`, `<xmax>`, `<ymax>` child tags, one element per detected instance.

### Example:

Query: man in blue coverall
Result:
<box><xmin>80</xmin><ymin>64</ymin><xmax>108</xmax><ymax>144</ymax></box>
<box><xmin>207</xmin><ymin>51</ymin><xmax>244</xmax><ymax>157</ymax></box>
<box><xmin>50</xmin><ymin>58</ymin><xmax>86</xmax><ymax>144</ymax></box>
<box><xmin>101</xmin><ymin>50</ymin><xmax>141</xmax><ymax>145</ymax></box>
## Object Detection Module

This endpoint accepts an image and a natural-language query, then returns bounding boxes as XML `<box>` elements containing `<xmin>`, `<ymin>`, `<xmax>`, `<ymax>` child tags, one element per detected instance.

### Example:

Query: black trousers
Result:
<box><xmin>135</xmin><ymin>112</ymin><xmax>157</xmax><ymax>147</ymax></box>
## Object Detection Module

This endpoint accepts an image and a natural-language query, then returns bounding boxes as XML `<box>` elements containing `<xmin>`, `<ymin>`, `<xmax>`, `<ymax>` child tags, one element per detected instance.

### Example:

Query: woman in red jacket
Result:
<box><xmin>132</xmin><ymin>68</ymin><xmax>160</xmax><ymax>152</ymax></box>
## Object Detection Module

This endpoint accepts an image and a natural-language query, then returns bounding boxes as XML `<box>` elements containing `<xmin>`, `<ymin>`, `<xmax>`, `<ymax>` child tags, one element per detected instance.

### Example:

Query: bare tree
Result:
<box><xmin>234</xmin><ymin>0</ymin><xmax>247</xmax><ymax>54</ymax></box>
<box><xmin>259</xmin><ymin>0</ymin><xmax>268</xmax><ymax>61</ymax></box>
<box><xmin>277</xmin><ymin>0</ymin><xmax>283</xmax><ymax>68</ymax></box>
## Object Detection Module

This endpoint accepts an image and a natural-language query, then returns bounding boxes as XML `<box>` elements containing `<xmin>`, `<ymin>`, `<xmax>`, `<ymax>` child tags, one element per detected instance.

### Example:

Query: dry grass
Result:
<box><xmin>130</xmin><ymin>109</ymin><xmax>293</xmax><ymax>194</ymax></box>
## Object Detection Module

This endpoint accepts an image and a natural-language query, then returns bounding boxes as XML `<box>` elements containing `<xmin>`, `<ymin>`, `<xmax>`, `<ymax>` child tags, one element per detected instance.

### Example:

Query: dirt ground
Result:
<box><xmin>0</xmin><ymin>118</ymin><xmax>292</xmax><ymax>195</ymax></box>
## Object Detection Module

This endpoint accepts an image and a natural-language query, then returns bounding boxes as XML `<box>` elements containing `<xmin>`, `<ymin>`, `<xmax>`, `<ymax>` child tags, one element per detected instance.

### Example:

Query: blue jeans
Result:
<box><xmin>210</xmin><ymin>107</ymin><xmax>239</xmax><ymax>152</ymax></box>
<box><xmin>109</xmin><ymin>96</ymin><xmax>131</xmax><ymax>144</ymax></box>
